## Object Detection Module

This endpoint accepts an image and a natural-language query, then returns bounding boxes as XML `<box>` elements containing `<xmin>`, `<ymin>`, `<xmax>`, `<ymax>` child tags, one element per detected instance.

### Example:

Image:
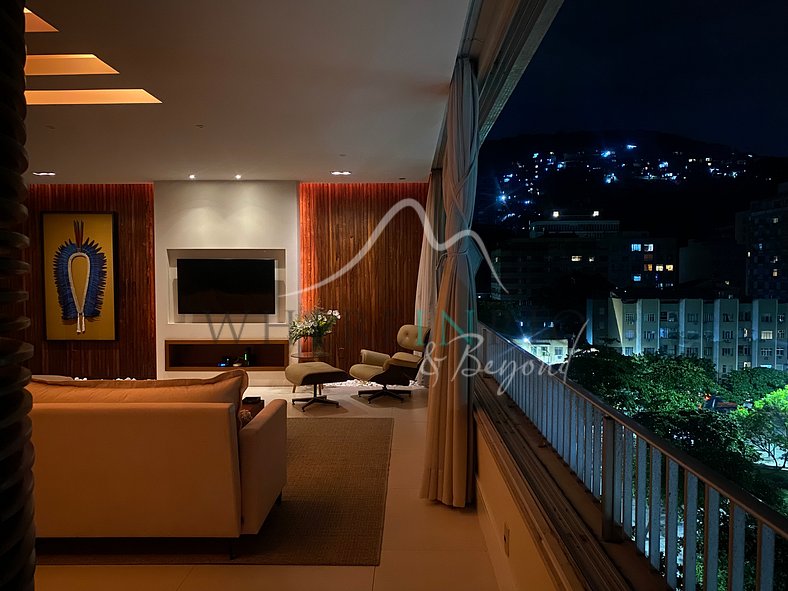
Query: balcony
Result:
<box><xmin>475</xmin><ymin>323</ymin><xmax>787</xmax><ymax>590</ymax></box>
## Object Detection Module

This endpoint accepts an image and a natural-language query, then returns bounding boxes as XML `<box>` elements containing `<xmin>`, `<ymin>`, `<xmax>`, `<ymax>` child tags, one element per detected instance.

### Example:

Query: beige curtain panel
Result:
<box><xmin>414</xmin><ymin>170</ymin><xmax>443</xmax><ymax>331</ymax></box>
<box><xmin>420</xmin><ymin>57</ymin><xmax>479</xmax><ymax>508</ymax></box>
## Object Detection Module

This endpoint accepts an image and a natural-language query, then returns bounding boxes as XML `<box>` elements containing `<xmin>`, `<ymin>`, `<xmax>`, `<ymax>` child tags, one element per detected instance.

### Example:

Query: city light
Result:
<box><xmin>592</xmin><ymin>210</ymin><xmax>600</xmax><ymax>217</ymax></box>
<box><xmin>552</xmin><ymin>210</ymin><xmax>560</xmax><ymax>218</ymax></box>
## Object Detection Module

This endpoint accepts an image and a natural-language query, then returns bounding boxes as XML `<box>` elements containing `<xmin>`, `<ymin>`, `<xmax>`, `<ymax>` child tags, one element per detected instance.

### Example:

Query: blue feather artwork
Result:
<box><xmin>53</xmin><ymin>220</ymin><xmax>107</xmax><ymax>334</ymax></box>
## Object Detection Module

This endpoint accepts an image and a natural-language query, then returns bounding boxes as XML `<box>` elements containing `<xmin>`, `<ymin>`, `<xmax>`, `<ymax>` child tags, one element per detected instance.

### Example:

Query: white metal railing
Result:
<box><xmin>478</xmin><ymin>323</ymin><xmax>787</xmax><ymax>591</ymax></box>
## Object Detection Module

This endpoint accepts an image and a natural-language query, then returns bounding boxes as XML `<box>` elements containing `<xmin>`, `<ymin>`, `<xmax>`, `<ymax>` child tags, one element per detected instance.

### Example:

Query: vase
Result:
<box><xmin>310</xmin><ymin>335</ymin><xmax>325</xmax><ymax>355</ymax></box>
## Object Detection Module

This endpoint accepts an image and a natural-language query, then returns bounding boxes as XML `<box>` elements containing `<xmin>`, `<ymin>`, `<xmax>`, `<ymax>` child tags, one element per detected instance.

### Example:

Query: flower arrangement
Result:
<box><xmin>289</xmin><ymin>306</ymin><xmax>341</xmax><ymax>344</ymax></box>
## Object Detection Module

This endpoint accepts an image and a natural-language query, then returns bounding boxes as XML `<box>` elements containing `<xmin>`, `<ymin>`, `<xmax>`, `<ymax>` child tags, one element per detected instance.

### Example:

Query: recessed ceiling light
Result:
<box><xmin>330</xmin><ymin>171</ymin><xmax>352</xmax><ymax>176</ymax></box>
<box><xmin>188</xmin><ymin>174</ymin><xmax>196</xmax><ymax>180</ymax></box>
<box><xmin>234</xmin><ymin>174</ymin><xmax>242</xmax><ymax>180</ymax></box>
<box><xmin>32</xmin><ymin>171</ymin><xmax>56</xmax><ymax>176</ymax></box>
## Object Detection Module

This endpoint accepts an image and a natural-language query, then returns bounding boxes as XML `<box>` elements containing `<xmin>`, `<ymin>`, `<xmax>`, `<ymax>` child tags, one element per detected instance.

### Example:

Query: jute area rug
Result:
<box><xmin>37</xmin><ymin>417</ymin><xmax>394</xmax><ymax>566</ymax></box>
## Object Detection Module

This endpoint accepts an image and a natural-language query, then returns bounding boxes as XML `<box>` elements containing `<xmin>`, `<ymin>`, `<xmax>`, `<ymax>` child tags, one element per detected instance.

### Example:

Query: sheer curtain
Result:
<box><xmin>420</xmin><ymin>57</ymin><xmax>479</xmax><ymax>507</ymax></box>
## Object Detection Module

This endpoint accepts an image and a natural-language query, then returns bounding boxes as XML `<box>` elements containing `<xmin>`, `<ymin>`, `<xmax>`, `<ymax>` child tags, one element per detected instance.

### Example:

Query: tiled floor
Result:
<box><xmin>35</xmin><ymin>385</ymin><xmax>499</xmax><ymax>591</ymax></box>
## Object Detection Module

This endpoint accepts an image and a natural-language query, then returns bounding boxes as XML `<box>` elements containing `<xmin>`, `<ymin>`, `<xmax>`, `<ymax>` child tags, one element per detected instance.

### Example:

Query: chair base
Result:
<box><xmin>358</xmin><ymin>385</ymin><xmax>412</xmax><ymax>403</ymax></box>
<box><xmin>292</xmin><ymin>384</ymin><xmax>339</xmax><ymax>411</ymax></box>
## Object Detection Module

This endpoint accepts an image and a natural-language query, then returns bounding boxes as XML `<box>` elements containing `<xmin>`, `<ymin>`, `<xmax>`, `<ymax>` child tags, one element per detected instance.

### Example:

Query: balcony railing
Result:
<box><xmin>478</xmin><ymin>323</ymin><xmax>788</xmax><ymax>591</ymax></box>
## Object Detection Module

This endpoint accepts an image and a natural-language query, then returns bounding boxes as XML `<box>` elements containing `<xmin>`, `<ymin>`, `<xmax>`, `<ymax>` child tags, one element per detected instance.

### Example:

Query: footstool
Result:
<box><xmin>285</xmin><ymin>362</ymin><xmax>349</xmax><ymax>411</ymax></box>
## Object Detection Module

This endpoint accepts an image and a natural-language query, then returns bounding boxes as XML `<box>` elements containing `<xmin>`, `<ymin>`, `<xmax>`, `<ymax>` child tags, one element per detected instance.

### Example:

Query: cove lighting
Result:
<box><xmin>25</xmin><ymin>89</ymin><xmax>161</xmax><ymax>105</ymax></box>
<box><xmin>24</xmin><ymin>8</ymin><xmax>58</xmax><ymax>33</ymax></box>
<box><xmin>32</xmin><ymin>171</ymin><xmax>56</xmax><ymax>176</ymax></box>
<box><xmin>330</xmin><ymin>170</ymin><xmax>352</xmax><ymax>176</ymax></box>
<box><xmin>25</xmin><ymin>54</ymin><xmax>118</xmax><ymax>76</ymax></box>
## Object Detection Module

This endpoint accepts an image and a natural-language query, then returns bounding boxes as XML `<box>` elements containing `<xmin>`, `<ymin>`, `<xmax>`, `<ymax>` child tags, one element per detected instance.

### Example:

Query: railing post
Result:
<box><xmin>602</xmin><ymin>415</ymin><xmax>623</xmax><ymax>542</ymax></box>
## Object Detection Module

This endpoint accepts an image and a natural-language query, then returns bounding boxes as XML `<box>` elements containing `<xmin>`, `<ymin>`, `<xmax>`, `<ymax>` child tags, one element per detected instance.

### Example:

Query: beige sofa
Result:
<box><xmin>27</xmin><ymin>370</ymin><xmax>286</xmax><ymax>539</ymax></box>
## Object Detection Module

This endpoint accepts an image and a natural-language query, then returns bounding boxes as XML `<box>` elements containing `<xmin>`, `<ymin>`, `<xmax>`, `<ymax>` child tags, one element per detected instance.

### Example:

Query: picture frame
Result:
<box><xmin>41</xmin><ymin>212</ymin><xmax>118</xmax><ymax>341</ymax></box>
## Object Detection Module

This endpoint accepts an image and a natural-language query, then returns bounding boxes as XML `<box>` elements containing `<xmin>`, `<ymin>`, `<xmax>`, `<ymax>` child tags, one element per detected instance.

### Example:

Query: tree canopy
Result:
<box><xmin>567</xmin><ymin>347</ymin><xmax>720</xmax><ymax>414</ymax></box>
<box><xmin>722</xmin><ymin>368</ymin><xmax>788</xmax><ymax>405</ymax></box>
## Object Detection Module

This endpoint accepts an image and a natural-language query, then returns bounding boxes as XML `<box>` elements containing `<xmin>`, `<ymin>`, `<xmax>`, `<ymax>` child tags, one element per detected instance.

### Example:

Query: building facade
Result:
<box><xmin>737</xmin><ymin>184</ymin><xmax>788</xmax><ymax>299</ymax></box>
<box><xmin>587</xmin><ymin>296</ymin><xmax>788</xmax><ymax>374</ymax></box>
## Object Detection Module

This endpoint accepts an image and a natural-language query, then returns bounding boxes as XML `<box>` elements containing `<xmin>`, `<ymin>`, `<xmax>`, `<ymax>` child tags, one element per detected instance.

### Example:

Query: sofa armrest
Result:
<box><xmin>238</xmin><ymin>399</ymin><xmax>287</xmax><ymax>535</ymax></box>
<box><xmin>360</xmin><ymin>349</ymin><xmax>390</xmax><ymax>367</ymax></box>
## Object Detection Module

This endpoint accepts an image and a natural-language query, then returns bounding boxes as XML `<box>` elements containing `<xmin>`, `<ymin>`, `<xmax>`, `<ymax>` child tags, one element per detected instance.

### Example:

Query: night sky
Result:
<box><xmin>489</xmin><ymin>0</ymin><xmax>788</xmax><ymax>157</ymax></box>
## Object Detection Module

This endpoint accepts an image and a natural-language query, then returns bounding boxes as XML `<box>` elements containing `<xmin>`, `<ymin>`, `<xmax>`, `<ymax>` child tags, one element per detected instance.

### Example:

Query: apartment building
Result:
<box><xmin>587</xmin><ymin>296</ymin><xmax>788</xmax><ymax>374</ymax></box>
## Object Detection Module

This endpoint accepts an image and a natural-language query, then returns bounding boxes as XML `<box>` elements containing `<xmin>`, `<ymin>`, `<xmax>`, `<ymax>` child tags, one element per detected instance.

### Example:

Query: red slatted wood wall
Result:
<box><xmin>299</xmin><ymin>182</ymin><xmax>429</xmax><ymax>370</ymax></box>
<box><xmin>22</xmin><ymin>184</ymin><xmax>156</xmax><ymax>378</ymax></box>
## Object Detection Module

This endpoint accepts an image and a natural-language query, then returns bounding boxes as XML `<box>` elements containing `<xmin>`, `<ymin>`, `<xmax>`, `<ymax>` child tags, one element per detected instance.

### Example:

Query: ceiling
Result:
<box><xmin>24</xmin><ymin>0</ymin><xmax>471</xmax><ymax>183</ymax></box>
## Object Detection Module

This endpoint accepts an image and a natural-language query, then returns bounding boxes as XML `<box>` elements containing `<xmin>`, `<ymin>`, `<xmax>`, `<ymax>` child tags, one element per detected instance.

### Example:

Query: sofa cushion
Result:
<box><xmin>28</xmin><ymin>370</ymin><xmax>248</xmax><ymax>424</ymax></box>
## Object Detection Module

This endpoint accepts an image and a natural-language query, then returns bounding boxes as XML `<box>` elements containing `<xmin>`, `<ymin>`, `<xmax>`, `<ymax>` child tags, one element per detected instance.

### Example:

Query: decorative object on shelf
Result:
<box><xmin>289</xmin><ymin>306</ymin><xmax>340</xmax><ymax>354</ymax></box>
<box><xmin>42</xmin><ymin>212</ymin><xmax>117</xmax><ymax>340</ymax></box>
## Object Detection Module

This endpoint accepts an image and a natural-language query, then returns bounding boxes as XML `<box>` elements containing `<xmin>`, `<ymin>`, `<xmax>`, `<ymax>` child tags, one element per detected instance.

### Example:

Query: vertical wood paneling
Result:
<box><xmin>22</xmin><ymin>184</ymin><xmax>156</xmax><ymax>378</ymax></box>
<box><xmin>299</xmin><ymin>182</ymin><xmax>428</xmax><ymax>370</ymax></box>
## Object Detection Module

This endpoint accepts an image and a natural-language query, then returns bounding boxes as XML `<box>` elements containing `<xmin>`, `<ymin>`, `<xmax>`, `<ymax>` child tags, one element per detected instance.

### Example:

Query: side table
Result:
<box><xmin>241</xmin><ymin>398</ymin><xmax>266</xmax><ymax>419</ymax></box>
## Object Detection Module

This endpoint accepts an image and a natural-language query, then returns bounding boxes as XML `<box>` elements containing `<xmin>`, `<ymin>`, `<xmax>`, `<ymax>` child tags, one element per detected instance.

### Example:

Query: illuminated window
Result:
<box><xmin>633</xmin><ymin>275</ymin><xmax>641</xmax><ymax>282</ymax></box>
<box><xmin>774</xmin><ymin>269</ymin><xmax>779</xmax><ymax>277</ymax></box>
<box><xmin>644</xmin><ymin>244</ymin><xmax>654</xmax><ymax>252</ymax></box>
<box><xmin>656</xmin><ymin>264</ymin><xmax>664</xmax><ymax>272</ymax></box>
<box><xmin>571</xmin><ymin>255</ymin><xmax>582</xmax><ymax>262</ymax></box>
<box><xmin>774</xmin><ymin>217</ymin><xmax>780</xmax><ymax>224</ymax></box>
<box><xmin>665</xmin><ymin>264</ymin><xmax>674</xmax><ymax>271</ymax></box>
<box><xmin>631</xmin><ymin>244</ymin><xmax>641</xmax><ymax>252</ymax></box>
<box><xmin>762</xmin><ymin>331</ymin><xmax>774</xmax><ymax>340</ymax></box>
<box><xmin>588</xmin><ymin>256</ymin><xmax>595</xmax><ymax>262</ymax></box>
<box><xmin>644</xmin><ymin>264</ymin><xmax>653</xmax><ymax>271</ymax></box>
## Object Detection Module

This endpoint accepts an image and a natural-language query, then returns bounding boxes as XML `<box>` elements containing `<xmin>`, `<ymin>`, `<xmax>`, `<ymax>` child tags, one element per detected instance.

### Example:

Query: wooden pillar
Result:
<box><xmin>0</xmin><ymin>0</ymin><xmax>36</xmax><ymax>589</ymax></box>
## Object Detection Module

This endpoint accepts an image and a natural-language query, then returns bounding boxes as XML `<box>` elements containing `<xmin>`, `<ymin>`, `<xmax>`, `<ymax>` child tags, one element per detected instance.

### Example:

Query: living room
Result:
<box><xmin>1</xmin><ymin>1</ymin><xmax>570</xmax><ymax>591</ymax></box>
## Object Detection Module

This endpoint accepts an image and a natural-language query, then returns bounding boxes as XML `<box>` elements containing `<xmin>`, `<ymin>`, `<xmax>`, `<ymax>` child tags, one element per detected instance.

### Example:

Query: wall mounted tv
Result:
<box><xmin>176</xmin><ymin>258</ymin><xmax>276</xmax><ymax>314</ymax></box>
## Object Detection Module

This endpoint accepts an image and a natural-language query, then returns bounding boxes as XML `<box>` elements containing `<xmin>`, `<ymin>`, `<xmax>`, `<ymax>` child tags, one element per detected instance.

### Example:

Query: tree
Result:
<box><xmin>567</xmin><ymin>349</ymin><xmax>719</xmax><ymax>414</ymax></box>
<box><xmin>735</xmin><ymin>387</ymin><xmax>788</xmax><ymax>469</ymax></box>
<box><xmin>723</xmin><ymin>368</ymin><xmax>788</xmax><ymax>405</ymax></box>
<box><xmin>635</xmin><ymin>410</ymin><xmax>765</xmax><ymax>494</ymax></box>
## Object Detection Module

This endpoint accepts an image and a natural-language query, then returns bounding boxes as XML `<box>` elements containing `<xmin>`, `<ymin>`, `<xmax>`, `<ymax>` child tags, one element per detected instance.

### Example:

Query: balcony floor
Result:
<box><xmin>35</xmin><ymin>385</ymin><xmax>499</xmax><ymax>591</ymax></box>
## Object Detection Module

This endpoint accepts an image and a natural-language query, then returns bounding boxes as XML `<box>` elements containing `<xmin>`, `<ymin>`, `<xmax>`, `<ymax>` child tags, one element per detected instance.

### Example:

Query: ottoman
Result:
<box><xmin>285</xmin><ymin>362</ymin><xmax>349</xmax><ymax>411</ymax></box>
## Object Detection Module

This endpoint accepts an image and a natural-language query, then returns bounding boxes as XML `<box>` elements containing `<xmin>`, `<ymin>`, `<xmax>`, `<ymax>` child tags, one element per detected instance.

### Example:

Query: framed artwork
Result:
<box><xmin>42</xmin><ymin>212</ymin><xmax>117</xmax><ymax>340</ymax></box>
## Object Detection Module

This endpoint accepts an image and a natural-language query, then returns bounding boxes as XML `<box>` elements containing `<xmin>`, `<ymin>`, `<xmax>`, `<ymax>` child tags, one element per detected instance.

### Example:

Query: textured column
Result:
<box><xmin>0</xmin><ymin>0</ymin><xmax>36</xmax><ymax>589</ymax></box>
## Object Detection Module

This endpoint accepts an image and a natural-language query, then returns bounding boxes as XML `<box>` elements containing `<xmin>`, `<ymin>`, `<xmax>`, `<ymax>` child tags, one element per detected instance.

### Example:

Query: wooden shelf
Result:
<box><xmin>164</xmin><ymin>339</ymin><xmax>289</xmax><ymax>372</ymax></box>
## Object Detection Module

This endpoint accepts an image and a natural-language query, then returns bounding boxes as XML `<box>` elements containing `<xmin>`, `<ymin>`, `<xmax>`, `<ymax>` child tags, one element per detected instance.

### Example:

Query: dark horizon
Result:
<box><xmin>490</xmin><ymin>0</ymin><xmax>788</xmax><ymax>157</ymax></box>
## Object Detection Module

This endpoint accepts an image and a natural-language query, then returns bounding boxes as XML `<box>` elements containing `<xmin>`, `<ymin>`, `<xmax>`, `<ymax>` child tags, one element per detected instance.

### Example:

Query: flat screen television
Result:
<box><xmin>176</xmin><ymin>258</ymin><xmax>276</xmax><ymax>314</ymax></box>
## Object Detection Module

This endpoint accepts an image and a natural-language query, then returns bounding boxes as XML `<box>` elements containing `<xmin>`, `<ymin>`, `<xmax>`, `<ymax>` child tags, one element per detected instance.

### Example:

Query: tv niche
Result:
<box><xmin>176</xmin><ymin>258</ymin><xmax>276</xmax><ymax>315</ymax></box>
